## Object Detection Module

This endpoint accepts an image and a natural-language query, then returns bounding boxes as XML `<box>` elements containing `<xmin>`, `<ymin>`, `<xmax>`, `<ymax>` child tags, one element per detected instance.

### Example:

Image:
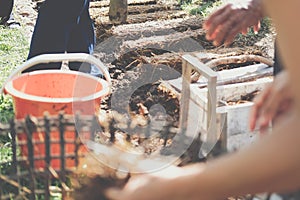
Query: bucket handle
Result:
<box><xmin>3</xmin><ymin>53</ymin><xmax>111</xmax><ymax>91</ymax></box>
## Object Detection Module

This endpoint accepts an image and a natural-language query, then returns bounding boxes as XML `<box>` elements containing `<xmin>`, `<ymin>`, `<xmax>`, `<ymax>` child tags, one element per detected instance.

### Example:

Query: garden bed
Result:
<box><xmin>0</xmin><ymin>0</ymin><xmax>277</xmax><ymax>199</ymax></box>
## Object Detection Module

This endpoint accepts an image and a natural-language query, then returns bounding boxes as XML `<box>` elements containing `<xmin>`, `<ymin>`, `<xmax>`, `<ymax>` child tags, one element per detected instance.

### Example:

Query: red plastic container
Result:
<box><xmin>3</xmin><ymin>53</ymin><xmax>111</xmax><ymax>170</ymax></box>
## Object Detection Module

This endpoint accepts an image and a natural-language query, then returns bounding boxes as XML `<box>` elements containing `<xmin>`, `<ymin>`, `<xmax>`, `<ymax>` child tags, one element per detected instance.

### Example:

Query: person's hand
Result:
<box><xmin>106</xmin><ymin>163</ymin><xmax>206</xmax><ymax>200</ymax></box>
<box><xmin>204</xmin><ymin>0</ymin><xmax>263</xmax><ymax>46</ymax></box>
<box><xmin>249</xmin><ymin>71</ymin><xmax>294</xmax><ymax>133</ymax></box>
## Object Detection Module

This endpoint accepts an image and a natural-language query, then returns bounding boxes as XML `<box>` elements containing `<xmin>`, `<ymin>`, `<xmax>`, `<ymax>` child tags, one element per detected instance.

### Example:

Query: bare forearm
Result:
<box><xmin>180</xmin><ymin>1</ymin><xmax>300</xmax><ymax>197</ymax></box>
<box><xmin>176</xmin><ymin>113</ymin><xmax>300</xmax><ymax>199</ymax></box>
<box><xmin>263</xmin><ymin>0</ymin><xmax>300</xmax><ymax>110</ymax></box>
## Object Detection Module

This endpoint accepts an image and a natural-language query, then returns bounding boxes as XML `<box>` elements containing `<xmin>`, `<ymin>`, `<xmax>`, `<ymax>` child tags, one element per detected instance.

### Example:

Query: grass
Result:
<box><xmin>0</xmin><ymin>94</ymin><xmax>14</xmax><ymax>168</ymax></box>
<box><xmin>0</xmin><ymin>25</ymin><xmax>29</xmax><ymax>87</ymax></box>
<box><xmin>180</xmin><ymin>0</ymin><xmax>223</xmax><ymax>17</ymax></box>
<box><xmin>0</xmin><ymin>25</ymin><xmax>28</xmax><ymax>174</ymax></box>
<box><xmin>0</xmin><ymin>95</ymin><xmax>14</xmax><ymax>174</ymax></box>
<box><xmin>0</xmin><ymin>26</ymin><xmax>69</xmax><ymax>199</ymax></box>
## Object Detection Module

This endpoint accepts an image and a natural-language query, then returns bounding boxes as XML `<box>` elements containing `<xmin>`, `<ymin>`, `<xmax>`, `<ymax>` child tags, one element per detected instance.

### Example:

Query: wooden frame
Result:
<box><xmin>180</xmin><ymin>54</ymin><xmax>218</xmax><ymax>154</ymax></box>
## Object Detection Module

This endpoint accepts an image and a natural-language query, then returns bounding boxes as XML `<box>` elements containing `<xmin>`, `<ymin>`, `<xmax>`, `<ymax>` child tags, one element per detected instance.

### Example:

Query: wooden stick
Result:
<box><xmin>191</xmin><ymin>55</ymin><xmax>274</xmax><ymax>83</ymax></box>
<box><xmin>0</xmin><ymin>174</ymin><xmax>31</xmax><ymax>194</ymax></box>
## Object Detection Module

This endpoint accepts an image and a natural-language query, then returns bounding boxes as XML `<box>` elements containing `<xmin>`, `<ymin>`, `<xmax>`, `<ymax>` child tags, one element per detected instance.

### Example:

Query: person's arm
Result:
<box><xmin>107</xmin><ymin>110</ymin><xmax>300</xmax><ymax>200</ymax></box>
<box><xmin>204</xmin><ymin>0</ymin><xmax>264</xmax><ymax>46</ymax></box>
<box><xmin>263</xmin><ymin>0</ymin><xmax>300</xmax><ymax>111</ymax></box>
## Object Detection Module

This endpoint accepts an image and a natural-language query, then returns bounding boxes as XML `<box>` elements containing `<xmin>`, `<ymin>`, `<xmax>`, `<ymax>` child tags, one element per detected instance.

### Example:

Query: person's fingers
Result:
<box><xmin>223</xmin><ymin>33</ymin><xmax>236</xmax><ymax>47</ymax></box>
<box><xmin>204</xmin><ymin>4</ymin><xmax>231</xmax><ymax>29</ymax></box>
<box><xmin>259</xmin><ymin>118</ymin><xmax>270</xmax><ymax>134</ymax></box>
<box><xmin>257</xmin><ymin>97</ymin><xmax>275</xmax><ymax>133</ymax></box>
<box><xmin>259</xmin><ymin>79</ymin><xmax>291</xmax><ymax>130</ymax></box>
<box><xmin>223</xmin><ymin>22</ymin><xmax>251</xmax><ymax>46</ymax></box>
<box><xmin>214</xmin><ymin>10</ymin><xmax>256</xmax><ymax>46</ymax></box>
<box><xmin>212</xmin><ymin>14</ymin><xmax>243</xmax><ymax>46</ymax></box>
<box><xmin>212</xmin><ymin>28</ymin><xmax>226</xmax><ymax>46</ymax></box>
<box><xmin>249</xmin><ymin>84</ymin><xmax>272</xmax><ymax>131</ymax></box>
<box><xmin>205</xmin><ymin>5</ymin><xmax>233</xmax><ymax>40</ymax></box>
<box><xmin>253</xmin><ymin>21</ymin><xmax>261</xmax><ymax>34</ymax></box>
<box><xmin>224</xmin><ymin>17</ymin><xmax>259</xmax><ymax>46</ymax></box>
<box><xmin>273</xmin><ymin>100</ymin><xmax>293</xmax><ymax>124</ymax></box>
<box><xmin>241</xmin><ymin>27</ymin><xmax>249</xmax><ymax>35</ymax></box>
<box><xmin>258</xmin><ymin>90</ymin><xmax>282</xmax><ymax>127</ymax></box>
<box><xmin>223</xmin><ymin>25</ymin><xmax>242</xmax><ymax>46</ymax></box>
<box><xmin>249</xmin><ymin>102</ymin><xmax>260</xmax><ymax>131</ymax></box>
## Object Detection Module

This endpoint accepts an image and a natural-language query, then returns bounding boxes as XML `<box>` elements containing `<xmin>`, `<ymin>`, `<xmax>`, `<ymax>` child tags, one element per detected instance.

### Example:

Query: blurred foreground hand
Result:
<box><xmin>106</xmin><ymin>163</ymin><xmax>205</xmax><ymax>200</ymax></box>
<box><xmin>204</xmin><ymin>0</ymin><xmax>263</xmax><ymax>46</ymax></box>
<box><xmin>249</xmin><ymin>71</ymin><xmax>294</xmax><ymax>133</ymax></box>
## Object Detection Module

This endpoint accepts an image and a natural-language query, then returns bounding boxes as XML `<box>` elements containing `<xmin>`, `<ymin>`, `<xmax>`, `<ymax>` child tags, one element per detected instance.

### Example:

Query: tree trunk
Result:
<box><xmin>109</xmin><ymin>0</ymin><xmax>128</xmax><ymax>24</ymax></box>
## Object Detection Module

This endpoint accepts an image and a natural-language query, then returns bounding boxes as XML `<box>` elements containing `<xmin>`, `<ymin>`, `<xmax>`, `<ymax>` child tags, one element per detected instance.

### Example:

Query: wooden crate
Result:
<box><xmin>161</xmin><ymin>53</ymin><xmax>273</xmax><ymax>155</ymax></box>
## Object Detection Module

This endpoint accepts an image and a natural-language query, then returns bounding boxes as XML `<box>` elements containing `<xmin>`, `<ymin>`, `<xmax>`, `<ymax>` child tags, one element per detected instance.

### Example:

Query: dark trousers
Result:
<box><xmin>273</xmin><ymin>40</ymin><xmax>284</xmax><ymax>75</ymax></box>
<box><xmin>25</xmin><ymin>0</ymin><xmax>100</xmax><ymax>75</ymax></box>
<box><xmin>0</xmin><ymin>0</ymin><xmax>13</xmax><ymax>24</ymax></box>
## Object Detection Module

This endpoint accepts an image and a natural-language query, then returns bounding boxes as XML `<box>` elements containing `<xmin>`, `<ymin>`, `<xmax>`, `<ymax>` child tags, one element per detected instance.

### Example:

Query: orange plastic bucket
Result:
<box><xmin>3</xmin><ymin>53</ymin><xmax>111</xmax><ymax>170</ymax></box>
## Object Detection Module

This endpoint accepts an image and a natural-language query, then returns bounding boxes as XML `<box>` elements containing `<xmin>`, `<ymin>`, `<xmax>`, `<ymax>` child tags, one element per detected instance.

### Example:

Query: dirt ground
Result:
<box><xmin>12</xmin><ymin>0</ymin><xmax>276</xmax><ymax>199</ymax></box>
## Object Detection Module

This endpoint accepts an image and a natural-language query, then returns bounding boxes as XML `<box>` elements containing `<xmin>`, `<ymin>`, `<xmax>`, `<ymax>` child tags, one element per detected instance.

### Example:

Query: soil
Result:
<box><xmin>12</xmin><ymin>0</ymin><xmax>275</xmax><ymax>199</ymax></box>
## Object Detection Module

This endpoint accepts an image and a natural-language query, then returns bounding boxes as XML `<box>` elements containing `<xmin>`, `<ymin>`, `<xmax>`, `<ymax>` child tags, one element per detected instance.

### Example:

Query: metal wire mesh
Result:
<box><xmin>0</xmin><ymin>113</ymin><xmax>100</xmax><ymax>200</ymax></box>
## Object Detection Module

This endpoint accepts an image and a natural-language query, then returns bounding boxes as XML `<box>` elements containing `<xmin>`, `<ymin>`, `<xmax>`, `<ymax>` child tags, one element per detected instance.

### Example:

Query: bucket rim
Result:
<box><xmin>4</xmin><ymin>70</ymin><xmax>111</xmax><ymax>103</ymax></box>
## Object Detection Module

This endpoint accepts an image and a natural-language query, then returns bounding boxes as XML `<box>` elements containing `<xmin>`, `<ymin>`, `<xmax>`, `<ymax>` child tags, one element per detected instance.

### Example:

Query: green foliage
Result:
<box><xmin>0</xmin><ymin>25</ymin><xmax>29</xmax><ymax>87</ymax></box>
<box><xmin>0</xmin><ymin>94</ymin><xmax>14</xmax><ymax>147</ymax></box>
<box><xmin>0</xmin><ymin>95</ymin><xmax>14</xmax><ymax>173</ymax></box>
<box><xmin>192</xmin><ymin>1</ymin><xmax>222</xmax><ymax>16</ymax></box>
<box><xmin>0</xmin><ymin>141</ymin><xmax>13</xmax><ymax>172</ymax></box>
<box><xmin>0</xmin><ymin>25</ymin><xmax>25</xmax><ymax>175</ymax></box>
<box><xmin>180</xmin><ymin>0</ymin><xmax>223</xmax><ymax>17</ymax></box>
<box><xmin>0</xmin><ymin>95</ymin><xmax>14</xmax><ymax>124</ymax></box>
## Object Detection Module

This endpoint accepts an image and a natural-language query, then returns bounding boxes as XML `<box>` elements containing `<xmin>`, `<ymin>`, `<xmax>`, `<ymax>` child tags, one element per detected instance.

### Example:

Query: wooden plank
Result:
<box><xmin>95</xmin><ymin>10</ymin><xmax>187</xmax><ymax>26</ymax></box>
<box><xmin>108</xmin><ymin>17</ymin><xmax>202</xmax><ymax>37</ymax></box>
<box><xmin>179</xmin><ymin>58</ymin><xmax>191</xmax><ymax>134</ymax></box>
<box><xmin>206</xmin><ymin>73</ymin><xmax>217</xmax><ymax>146</ymax></box>
<box><xmin>190</xmin><ymin>54</ymin><xmax>274</xmax><ymax>83</ymax></box>
<box><xmin>205</xmin><ymin>55</ymin><xmax>274</xmax><ymax>68</ymax></box>
<box><xmin>192</xmin><ymin>52</ymin><xmax>274</xmax><ymax>67</ymax></box>
<box><xmin>90</xmin><ymin>4</ymin><xmax>180</xmax><ymax>17</ymax></box>
<box><xmin>195</xmin><ymin>64</ymin><xmax>273</xmax><ymax>88</ymax></box>
<box><xmin>182</xmin><ymin>54</ymin><xmax>217</xmax><ymax>78</ymax></box>
<box><xmin>90</xmin><ymin>0</ymin><xmax>158</xmax><ymax>8</ymax></box>
<box><xmin>180</xmin><ymin>55</ymin><xmax>218</xmax><ymax>156</ymax></box>
<box><xmin>191</xmin><ymin>77</ymin><xmax>272</xmax><ymax>105</ymax></box>
<box><xmin>164</xmin><ymin>63</ymin><xmax>273</xmax><ymax>104</ymax></box>
<box><xmin>209</xmin><ymin>111</ymin><xmax>227</xmax><ymax>156</ymax></box>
